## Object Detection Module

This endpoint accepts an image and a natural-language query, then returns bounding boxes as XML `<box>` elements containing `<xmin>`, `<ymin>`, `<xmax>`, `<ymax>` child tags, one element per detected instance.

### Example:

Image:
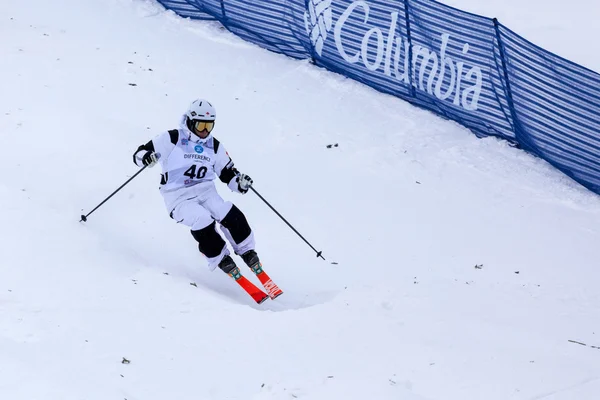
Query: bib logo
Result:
<box><xmin>194</xmin><ymin>145</ymin><xmax>204</xmax><ymax>154</ymax></box>
<box><xmin>304</xmin><ymin>0</ymin><xmax>333</xmax><ymax>56</ymax></box>
<box><xmin>304</xmin><ymin>0</ymin><xmax>483</xmax><ymax>111</ymax></box>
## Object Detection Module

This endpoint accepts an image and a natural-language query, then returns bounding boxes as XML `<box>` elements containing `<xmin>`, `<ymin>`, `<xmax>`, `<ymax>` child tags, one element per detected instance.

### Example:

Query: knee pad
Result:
<box><xmin>191</xmin><ymin>221</ymin><xmax>226</xmax><ymax>258</ymax></box>
<box><xmin>220</xmin><ymin>204</ymin><xmax>251</xmax><ymax>244</ymax></box>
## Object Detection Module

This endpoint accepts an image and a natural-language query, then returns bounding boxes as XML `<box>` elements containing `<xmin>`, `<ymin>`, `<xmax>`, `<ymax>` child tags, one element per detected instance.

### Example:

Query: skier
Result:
<box><xmin>132</xmin><ymin>99</ymin><xmax>281</xmax><ymax>303</ymax></box>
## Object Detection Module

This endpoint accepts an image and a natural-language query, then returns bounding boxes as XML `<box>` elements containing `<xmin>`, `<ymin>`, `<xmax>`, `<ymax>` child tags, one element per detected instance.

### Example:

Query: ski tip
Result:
<box><xmin>257</xmin><ymin>294</ymin><xmax>270</xmax><ymax>304</ymax></box>
<box><xmin>269</xmin><ymin>291</ymin><xmax>283</xmax><ymax>300</ymax></box>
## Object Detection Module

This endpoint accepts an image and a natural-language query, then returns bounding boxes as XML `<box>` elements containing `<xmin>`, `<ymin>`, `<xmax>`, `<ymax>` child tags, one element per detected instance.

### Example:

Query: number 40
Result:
<box><xmin>184</xmin><ymin>165</ymin><xmax>207</xmax><ymax>179</ymax></box>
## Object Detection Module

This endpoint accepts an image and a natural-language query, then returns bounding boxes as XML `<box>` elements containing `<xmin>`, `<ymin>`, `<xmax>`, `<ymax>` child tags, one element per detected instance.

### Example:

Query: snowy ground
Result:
<box><xmin>1</xmin><ymin>0</ymin><xmax>599</xmax><ymax>399</ymax></box>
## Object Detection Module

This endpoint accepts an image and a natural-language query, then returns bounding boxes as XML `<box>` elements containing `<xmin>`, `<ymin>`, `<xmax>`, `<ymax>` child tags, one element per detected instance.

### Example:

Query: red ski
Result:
<box><xmin>228</xmin><ymin>266</ymin><xmax>269</xmax><ymax>304</ymax></box>
<box><xmin>249</xmin><ymin>262</ymin><xmax>283</xmax><ymax>300</ymax></box>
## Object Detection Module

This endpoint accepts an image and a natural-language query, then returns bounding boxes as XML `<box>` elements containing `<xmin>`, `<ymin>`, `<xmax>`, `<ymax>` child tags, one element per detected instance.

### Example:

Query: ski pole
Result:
<box><xmin>80</xmin><ymin>164</ymin><xmax>148</xmax><ymax>222</ymax></box>
<box><xmin>249</xmin><ymin>186</ymin><xmax>325</xmax><ymax>260</ymax></box>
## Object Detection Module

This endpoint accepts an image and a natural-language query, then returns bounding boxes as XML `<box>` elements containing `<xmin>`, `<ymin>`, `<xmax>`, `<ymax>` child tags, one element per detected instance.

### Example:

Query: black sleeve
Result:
<box><xmin>212</xmin><ymin>137</ymin><xmax>238</xmax><ymax>184</ymax></box>
<box><xmin>132</xmin><ymin>130</ymin><xmax>178</xmax><ymax>166</ymax></box>
<box><xmin>219</xmin><ymin>164</ymin><xmax>239</xmax><ymax>184</ymax></box>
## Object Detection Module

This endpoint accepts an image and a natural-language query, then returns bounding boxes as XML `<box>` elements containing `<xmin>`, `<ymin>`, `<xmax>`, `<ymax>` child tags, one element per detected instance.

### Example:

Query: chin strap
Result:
<box><xmin>187</xmin><ymin>132</ymin><xmax>212</xmax><ymax>144</ymax></box>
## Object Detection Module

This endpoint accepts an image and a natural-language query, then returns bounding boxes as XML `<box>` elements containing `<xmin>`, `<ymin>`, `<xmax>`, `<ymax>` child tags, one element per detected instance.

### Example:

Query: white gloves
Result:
<box><xmin>237</xmin><ymin>174</ymin><xmax>253</xmax><ymax>194</ymax></box>
<box><xmin>142</xmin><ymin>152</ymin><xmax>159</xmax><ymax>167</ymax></box>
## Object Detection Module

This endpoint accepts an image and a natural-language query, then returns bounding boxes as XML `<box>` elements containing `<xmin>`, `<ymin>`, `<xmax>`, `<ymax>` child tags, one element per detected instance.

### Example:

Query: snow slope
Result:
<box><xmin>1</xmin><ymin>0</ymin><xmax>599</xmax><ymax>399</ymax></box>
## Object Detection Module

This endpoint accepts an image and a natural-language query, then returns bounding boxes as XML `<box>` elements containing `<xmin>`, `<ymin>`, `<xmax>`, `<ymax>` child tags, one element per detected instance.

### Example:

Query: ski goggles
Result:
<box><xmin>193</xmin><ymin>120</ymin><xmax>215</xmax><ymax>133</ymax></box>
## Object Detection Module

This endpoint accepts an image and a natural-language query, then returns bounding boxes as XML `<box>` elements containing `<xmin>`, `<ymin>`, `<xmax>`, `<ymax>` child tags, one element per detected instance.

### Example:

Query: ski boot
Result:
<box><xmin>240</xmin><ymin>250</ymin><xmax>283</xmax><ymax>300</ymax></box>
<box><xmin>219</xmin><ymin>255</ymin><xmax>268</xmax><ymax>304</ymax></box>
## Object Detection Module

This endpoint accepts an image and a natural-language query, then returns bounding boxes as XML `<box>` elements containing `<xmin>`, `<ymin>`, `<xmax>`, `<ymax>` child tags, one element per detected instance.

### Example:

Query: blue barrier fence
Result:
<box><xmin>156</xmin><ymin>0</ymin><xmax>600</xmax><ymax>195</ymax></box>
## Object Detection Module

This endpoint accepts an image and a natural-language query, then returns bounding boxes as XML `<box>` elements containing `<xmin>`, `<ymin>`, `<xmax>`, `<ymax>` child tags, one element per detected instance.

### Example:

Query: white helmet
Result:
<box><xmin>185</xmin><ymin>99</ymin><xmax>216</xmax><ymax>138</ymax></box>
<box><xmin>186</xmin><ymin>99</ymin><xmax>216</xmax><ymax>121</ymax></box>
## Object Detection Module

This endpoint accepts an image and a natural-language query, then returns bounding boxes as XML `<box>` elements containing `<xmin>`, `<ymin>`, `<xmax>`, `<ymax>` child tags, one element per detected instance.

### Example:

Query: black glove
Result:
<box><xmin>142</xmin><ymin>151</ymin><xmax>159</xmax><ymax>167</ymax></box>
<box><xmin>237</xmin><ymin>174</ymin><xmax>253</xmax><ymax>194</ymax></box>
